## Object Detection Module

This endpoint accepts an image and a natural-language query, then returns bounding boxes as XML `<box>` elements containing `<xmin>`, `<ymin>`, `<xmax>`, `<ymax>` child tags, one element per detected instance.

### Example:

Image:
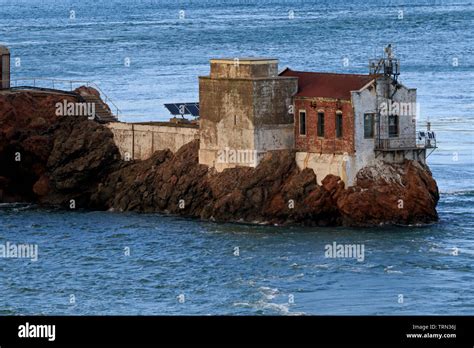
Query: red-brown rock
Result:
<box><xmin>0</xmin><ymin>89</ymin><xmax>439</xmax><ymax>226</ymax></box>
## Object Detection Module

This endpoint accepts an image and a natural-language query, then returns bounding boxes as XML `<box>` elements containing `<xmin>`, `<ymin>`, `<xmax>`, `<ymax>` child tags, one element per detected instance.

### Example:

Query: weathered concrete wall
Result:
<box><xmin>351</xmin><ymin>81</ymin><xmax>378</xmax><ymax>173</ymax></box>
<box><xmin>295</xmin><ymin>152</ymin><xmax>355</xmax><ymax>185</ymax></box>
<box><xmin>253</xmin><ymin>79</ymin><xmax>297</xmax><ymax>125</ymax></box>
<box><xmin>352</xmin><ymin>77</ymin><xmax>418</xmax><ymax>175</ymax></box>
<box><xmin>199</xmin><ymin>58</ymin><xmax>298</xmax><ymax>171</ymax></box>
<box><xmin>199</xmin><ymin>78</ymin><xmax>255</xmax><ymax>150</ymax></box>
<box><xmin>374</xmin><ymin>77</ymin><xmax>417</xmax><ymax>148</ymax></box>
<box><xmin>255</xmin><ymin>124</ymin><xmax>294</xmax><ymax>151</ymax></box>
<box><xmin>107</xmin><ymin>122</ymin><xmax>199</xmax><ymax>160</ymax></box>
<box><xmin>210</xmin><ymin>58</ymin><xmax>278</xmax><ymax>79</ymax></box>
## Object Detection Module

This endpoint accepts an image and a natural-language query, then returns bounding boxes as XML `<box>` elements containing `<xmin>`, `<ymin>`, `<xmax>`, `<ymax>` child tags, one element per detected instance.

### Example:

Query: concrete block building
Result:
<box><xmin>198</xmin><ymin>58</ymin><xmax>298</xmax><ymax>171</ymax></box>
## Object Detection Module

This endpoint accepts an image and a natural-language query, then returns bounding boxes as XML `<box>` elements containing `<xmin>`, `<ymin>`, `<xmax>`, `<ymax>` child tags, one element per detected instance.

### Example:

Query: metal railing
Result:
<box><xmin>375</xmin><ymin>133</ymin><xmax>437</xmax><ymax>151</ymax></box>
<box><xmin>0</xmin><ymin>78</ymin><xmax>121</xmax><ymax>118</ymax></box>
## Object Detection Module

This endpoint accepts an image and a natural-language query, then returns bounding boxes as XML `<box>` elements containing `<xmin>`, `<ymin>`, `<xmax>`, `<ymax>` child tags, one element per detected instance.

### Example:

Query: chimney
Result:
<box><xmin>0</xmin><ymin>45</ymin><xmax>11</xmax><ymax>89</ymax></box>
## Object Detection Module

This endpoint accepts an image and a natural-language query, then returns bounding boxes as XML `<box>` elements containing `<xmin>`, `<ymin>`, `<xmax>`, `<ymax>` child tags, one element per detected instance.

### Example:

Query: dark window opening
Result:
<box><xmin>389</xmin><ymin>115</ymin><xmax>399</xmax><ymax>137</ymax></box>
<box><xmin>336</xmin><ymin>113</ymin><xmax>343</xmax><ymax>138</ymax></box>
<box><xmin>299</xmin><ymin>111</ymin><xmax>306</xmax><ymax>135</ymax></box>
<box><xmin>364</xmin><ymin>113</ymin><xmax>374</xmax><ymax>138</ymax></box>
<box><xmin>317</xmin><ymin>112</ymin><xmax>325</xmax><ymax>137</ymax></box>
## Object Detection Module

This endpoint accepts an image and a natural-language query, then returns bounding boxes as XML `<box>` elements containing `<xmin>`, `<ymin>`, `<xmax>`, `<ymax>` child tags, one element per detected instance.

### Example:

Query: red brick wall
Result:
<box><xmin>294</xmin><ymin>97</ymin><xmax>355</xmax><ymax>154</ymax></box>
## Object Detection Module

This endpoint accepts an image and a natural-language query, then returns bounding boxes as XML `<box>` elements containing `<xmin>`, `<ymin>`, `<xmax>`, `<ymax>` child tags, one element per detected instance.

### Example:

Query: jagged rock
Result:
<box><xmin>336</xmin><ymin>160</ymin><xmax>439</xmax><ymax>226</ymax></box>
<box><xmin>41</xmin><ymin>116</ymin><xmax>121</xmax><ymax>206</ymax></box>
<box><xmin>0</xmin><ymin>91</ymin><xmax>78</xmax><ymax>202</ymax></box>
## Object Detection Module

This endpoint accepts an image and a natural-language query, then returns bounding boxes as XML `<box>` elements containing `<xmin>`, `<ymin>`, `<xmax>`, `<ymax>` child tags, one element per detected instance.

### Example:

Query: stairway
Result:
<box><xmin>78</xmin><ymin>93</ymin><xmax>118</xmax><ymax>123</ymax></box>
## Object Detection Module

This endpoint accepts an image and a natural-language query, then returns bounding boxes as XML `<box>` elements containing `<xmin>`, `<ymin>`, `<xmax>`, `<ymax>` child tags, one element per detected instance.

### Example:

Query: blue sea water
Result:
<box><xmin>0</xmin><ymin>0</ymin><xmax>473</xmax><ymax>315</ymax></box>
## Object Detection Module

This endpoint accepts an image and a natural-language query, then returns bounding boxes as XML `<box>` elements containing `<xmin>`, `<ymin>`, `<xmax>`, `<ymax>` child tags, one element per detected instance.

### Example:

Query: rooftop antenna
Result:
<box><xmin>385</xmin><ymin>44</ymin><xmax>393</xmax><ymax>59</ymax></box>
<box><xmin>369</xmin><ymin>44</ymin><xmax>400</xmax><ymax>82</ymax></box>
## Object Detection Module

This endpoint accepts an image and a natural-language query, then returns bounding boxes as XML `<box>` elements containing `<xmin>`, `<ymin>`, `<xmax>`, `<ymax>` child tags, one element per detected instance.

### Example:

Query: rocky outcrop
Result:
<box><xmin>37</xmin><ymin>116</ymin><xmax>121</xmax><ymax>207</ymax></box>
<box><xmin>0</xmin><ymin>89</ymin><xmax>439</xmax><ymax>226</ymax></box>
<box><xmin>0</xmin><ymin>88</ymin><xmax>120</xmax><ymax>204</ymax></box>
<box><xmin>87</xmin><ymin>139</ymin><xmax>438</xmax><ymax>226</ymax></box>
<box><xmin>336</xmin><ymin>161</ymin><xmax>439</xmax><ymax>225</ymax></box>
<box><xmin>0</xmin><ymin>90</ymin><xmax>77</xmax><ymax>202</ymax></box>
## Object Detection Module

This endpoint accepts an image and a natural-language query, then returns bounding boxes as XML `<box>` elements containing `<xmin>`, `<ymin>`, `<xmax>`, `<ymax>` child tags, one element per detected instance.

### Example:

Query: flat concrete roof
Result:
<box><xmin>199</xmin><ymin>75</ymin><xmax>297</xmax><ymax>81</ymax></box>
<box><xmin>210</xmin><ymin>58</ymin><xmax>278</xmax><ymax>64</ymax></box>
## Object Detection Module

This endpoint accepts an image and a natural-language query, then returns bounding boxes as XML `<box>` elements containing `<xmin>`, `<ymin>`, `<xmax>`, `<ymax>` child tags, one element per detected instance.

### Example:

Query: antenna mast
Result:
<box><xmin>369</xmin><ymin>44</ymin><xmax>400</xmax><ymax>82</ymax></box>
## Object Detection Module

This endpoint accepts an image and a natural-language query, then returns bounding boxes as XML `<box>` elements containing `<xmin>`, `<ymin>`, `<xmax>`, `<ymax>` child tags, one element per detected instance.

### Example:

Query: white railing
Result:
<box><xmin>0</xmin><ymin>78</ymin><xmax>121</xmax><ymax>118</ymax></box>
<box><xmin>375</xmin><ymin>132</ymin><xmax>437</xmax><ymax>150</ymax></box>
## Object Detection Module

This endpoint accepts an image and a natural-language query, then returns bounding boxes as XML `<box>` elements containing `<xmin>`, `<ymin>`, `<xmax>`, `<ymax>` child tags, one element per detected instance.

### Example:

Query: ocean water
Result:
<box><xmin>0</xmin><ymin>0</ymin><xmax>473</xmax><ymax>315</ymax></box>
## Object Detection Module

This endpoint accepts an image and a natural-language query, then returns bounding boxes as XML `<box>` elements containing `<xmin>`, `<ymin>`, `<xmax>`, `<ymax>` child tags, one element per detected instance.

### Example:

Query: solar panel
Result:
<box><xmin>164</xmin><ymin>103</ymin><xmax>199</xmax><ymax>117</ymax></box>
<box><xmin>164</xmin><ymin>103</ymin><xmax>180</xmax><ymax>115</ymax></box>
<box><xmin>185</xmin><ymin>103</ymin><xmax>199</xmax><ymax>117</ymax></box>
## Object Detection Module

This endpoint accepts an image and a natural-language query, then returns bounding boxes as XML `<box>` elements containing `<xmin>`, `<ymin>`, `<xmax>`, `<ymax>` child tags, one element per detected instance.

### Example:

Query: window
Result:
<box><xmin>317</xmin><ymin>112</ymin><xmax>325</xmax><ymax>137</ymax></box>
<box><xmin>389</xmin><ymin>115</ymin><xmax>399</xmax><ymax>137</ymax></box>
<box><xmin>336</xmin><ymin>113</ymin><xmax>343</xmax><ymax>138</ymax></box>
<box><xmin>364</xmin><ymin>113</ymin><xmax>374</xmax><ymax>138</ymax></box>
<box><xmin>299</xmin><ymin>110</ymin><xmax>306</xmax><ymax>135</ymax></box>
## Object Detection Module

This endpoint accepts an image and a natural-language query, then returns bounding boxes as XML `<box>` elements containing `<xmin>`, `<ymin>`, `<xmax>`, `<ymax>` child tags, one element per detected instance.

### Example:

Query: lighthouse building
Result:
<box><xmin>198</xmin><ymin>48</ymin><xmax>435</xmax><ymax>185</ymax></box>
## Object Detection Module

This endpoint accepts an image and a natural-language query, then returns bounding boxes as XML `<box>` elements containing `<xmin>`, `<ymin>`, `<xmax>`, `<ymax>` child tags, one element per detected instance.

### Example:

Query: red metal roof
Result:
<box><xmin>280</xmin><ymin>68</ymin><xmax>376</xmax><ymax>100</ymax></box>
